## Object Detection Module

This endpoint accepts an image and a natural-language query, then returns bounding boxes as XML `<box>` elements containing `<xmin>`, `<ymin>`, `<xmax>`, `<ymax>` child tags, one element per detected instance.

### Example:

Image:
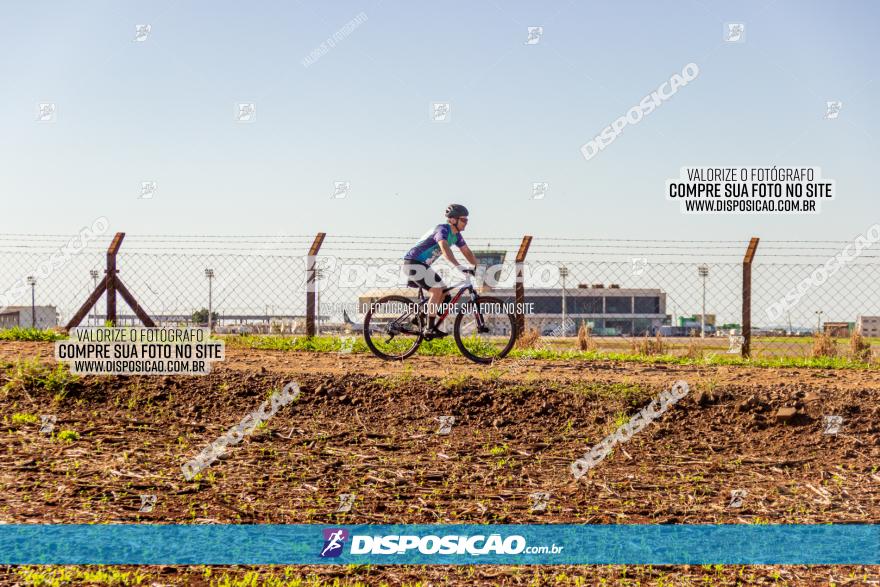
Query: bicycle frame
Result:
<box><xmin>417</xmin><ymin>276</ymin><xmax>486</xmax><ymax>331</ymax></box>
<box><xmin>364</xmin><ymin>272</ymin><xmax>515</xmax><ymax>363</ymax></box>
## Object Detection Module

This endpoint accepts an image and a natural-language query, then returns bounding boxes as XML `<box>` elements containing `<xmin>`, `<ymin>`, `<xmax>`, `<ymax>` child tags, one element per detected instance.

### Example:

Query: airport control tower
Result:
<box><xmin>472</xmin><ymin>250</ymin><xmax>507</xmax><ymax>291</ymax></box>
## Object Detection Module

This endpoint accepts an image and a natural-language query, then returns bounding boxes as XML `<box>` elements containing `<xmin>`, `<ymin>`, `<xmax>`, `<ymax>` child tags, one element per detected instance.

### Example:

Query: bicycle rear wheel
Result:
<box><xmin>454</xmin><ymin>295</ymin><xmax>516</xmax><ymax>364</ymax></box>
<box><xmin>363</xmin><ymin>295</ymin><xmax>424</xmax><ymax>360</ymax></box>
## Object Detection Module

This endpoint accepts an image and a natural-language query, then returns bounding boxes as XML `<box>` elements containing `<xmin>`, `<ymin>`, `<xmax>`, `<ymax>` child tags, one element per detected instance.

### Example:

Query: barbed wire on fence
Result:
<box><xmin>1</xmin><ymin>232</ymin><xmax>878</xmax><ymax>362</ymax></box>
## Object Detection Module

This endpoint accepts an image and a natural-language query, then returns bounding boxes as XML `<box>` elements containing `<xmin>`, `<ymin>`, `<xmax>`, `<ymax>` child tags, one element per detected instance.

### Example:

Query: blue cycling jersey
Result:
<box><xmin>404</xmin><ymin>223</ymin><xmax>467</xmax><ymax>265</ymax></box>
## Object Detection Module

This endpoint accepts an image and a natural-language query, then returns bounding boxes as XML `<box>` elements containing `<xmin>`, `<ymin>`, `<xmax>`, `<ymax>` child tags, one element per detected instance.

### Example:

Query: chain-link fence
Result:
<box><xmin>2</xmin><ymin>231</ymin><xmax>879</xmax><ymax>362</ymax></box>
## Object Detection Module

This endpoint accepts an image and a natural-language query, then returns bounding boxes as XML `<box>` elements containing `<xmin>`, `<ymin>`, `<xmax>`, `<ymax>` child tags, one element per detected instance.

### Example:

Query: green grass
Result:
<box><xmin>0</xmin><ymin>327</ymin><xmax>66</xmax><ymax>342</ymax></box>
<box><xmin>10</xmin><ymin>412</ymin><xmax>38</xmax><ymax>425</ymax></box>
<box><xmin>224</xmin><ymin>334</ymin><xmax>368</xmax><ymax>353</ymax></box>
<box><xmin>56</xmin><ymin>429</ymin><xmax>79</xmax><ymax>442</ymax></box>
<box><xmin>11</xmin><ymin>566</ymin><xmax>794</xmax><ymax>587</ymax></box>
<box><xmin>208</xmin><ymin>570</ymin><xmax>426</xmax><ymax>587</ymax></box>
<box><xmin>225</xmin><ymin>334</ymin><xmax>879</xmax><ymax>370</ymax></box>
<box><xmin>507</xmin><ymin>347</ymin><xmax>878</xmax><ymax>370</ymax></box>
<box><xmin>223</xmin><ymin>333</ymin><xmax>460</xmax><ymax>356</ymax></box>
<box><xmin>757</xmin><ymin>335</ymin><xmax>880</xmax><ymax>344</ymax></box>
<box><xmin>1</xmin><ymin>359</ymin><xmax>80</xmax><ymax>401</ymax></box>
<box><xmin>15</xmin><ymin>566</ymin><xmax>147</xmax><ymax>586</ymax></box>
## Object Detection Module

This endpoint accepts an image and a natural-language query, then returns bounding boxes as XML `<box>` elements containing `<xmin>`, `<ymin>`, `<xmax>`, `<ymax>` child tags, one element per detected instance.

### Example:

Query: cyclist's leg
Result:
<box><xmin>421</xmin><ymin>266</ymin><xmax>447</xmax><ymax>331</ymax></box>
<box><xmin>427</xmin><ymin>287</ymin><xmax>444</xmax><ymax>327</ymax></box>
<box><xmin>404</xmin><ymin>261</ymin><xmax>438</xmax><ymax>327</ymax></box>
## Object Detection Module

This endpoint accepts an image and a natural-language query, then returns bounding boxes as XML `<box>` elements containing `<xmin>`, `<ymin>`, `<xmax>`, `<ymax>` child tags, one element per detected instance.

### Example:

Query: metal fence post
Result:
<box><xmin>514</xmin><ymin>235</ymin><xmax>533</xmax><ymax>340</ymax></box>
<box><xmin>306</xmin><ymin>232</ymin><xmax>326</xmax><ymax>337</ymax></box>
<box><xmin>742</xmin><ymin>237</ymin><xmax>760</xmax><ymax>358</ymax></box>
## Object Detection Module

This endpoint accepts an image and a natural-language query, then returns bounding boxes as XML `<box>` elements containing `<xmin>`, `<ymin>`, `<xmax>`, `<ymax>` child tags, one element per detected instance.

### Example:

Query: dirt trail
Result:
<box><xmin>2</xmin><ymin>341</ymin><xmax>879</xmax><ymax>585</ymax></box>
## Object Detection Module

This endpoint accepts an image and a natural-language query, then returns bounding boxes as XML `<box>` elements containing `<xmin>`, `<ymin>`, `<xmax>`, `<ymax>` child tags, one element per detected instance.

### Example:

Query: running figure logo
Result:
<box><xmin>320</xmin><ymin>528</ymin><xmax>349</xmax><ymax>558</ymax></box>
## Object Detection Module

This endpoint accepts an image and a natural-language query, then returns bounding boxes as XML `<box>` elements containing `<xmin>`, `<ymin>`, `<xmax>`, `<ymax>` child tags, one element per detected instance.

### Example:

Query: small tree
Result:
<box><xmin>192</xmin><ymin>308</ymin><xmax>219</xmax><ymax>326</ymax></box>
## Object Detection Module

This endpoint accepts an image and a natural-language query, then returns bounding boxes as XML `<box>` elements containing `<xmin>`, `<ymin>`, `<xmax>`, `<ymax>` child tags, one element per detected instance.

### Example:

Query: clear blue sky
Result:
<box><xmin>1</xmin><ymin>0</ymin><xmax>877</xmax><ymax>240</ymax></box>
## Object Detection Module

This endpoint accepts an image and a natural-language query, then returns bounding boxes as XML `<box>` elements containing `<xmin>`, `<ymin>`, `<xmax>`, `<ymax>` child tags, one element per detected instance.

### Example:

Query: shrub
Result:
<box><xmin>811</xmin><ymin>331</ymin><xmax>837</xmax><ymax>358</ymax></box>
<box><xmin>632</xmin><ymin>332</ymin><xmax>665</xmax><ymax>356</ymax></box>
<box><xmin>684</xmin><ymin>340</ymin><xmax>703</xmax><ymax>359</ymax></box>
<box><xmin>850</xmin><ymin>329</ymin><xmax>872</xmax><ymax>362</ymax></box>
<box><xmin>0</xmin><ymin>327</ymin><xmax>65</xmax><ymax>342</ymax></box>
<box><xmin>11</xmin><ymin>412</ymin><xmax>38</xmax><ymax>425</ymax></box>
<box><xmin>57</xmin><ymin>429</ymin><xmax>79</xmax><ymax>442</ymax></box>
<box><xmin>515</xmin><ymin>328</ymin><xmax>541</xmax><ymax>350</ymax></box>
<box><xmin>577</xmin><ymin>323</ymin><xmax>596</xmax><ymax>351</ymax></box>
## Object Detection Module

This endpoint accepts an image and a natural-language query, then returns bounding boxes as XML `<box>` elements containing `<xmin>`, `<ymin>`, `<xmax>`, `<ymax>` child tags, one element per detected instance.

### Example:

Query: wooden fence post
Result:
<box><xmin>742</xmin><ymin>237</ymin><xmax>760</xmax><ymax>358</ymax></box>
<box><xmin>65</xmin><ymin>232</ymin><xmax>156</xmax><ymax>329</ymax></box>
<box><xmin>105</xmin><ymin>233</ymin><xmax>124</xmax><ymax>326</ymax></box>
<box><xmin>514</xmin><ymin>235</ymin><xmax>533</xmax><ymax>340</ymax></box>
<box><xmin>306</xmin><ymin>232</ymin><xmax>326</xmax><ymax>337</ymax></box>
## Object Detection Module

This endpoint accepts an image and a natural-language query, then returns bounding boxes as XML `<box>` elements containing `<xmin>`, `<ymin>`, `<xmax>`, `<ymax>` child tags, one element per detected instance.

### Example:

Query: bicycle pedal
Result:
<box><xmin>424</xmin><ymin>329</ymin><xmax>448</xmax><ymax>340</ymax></box>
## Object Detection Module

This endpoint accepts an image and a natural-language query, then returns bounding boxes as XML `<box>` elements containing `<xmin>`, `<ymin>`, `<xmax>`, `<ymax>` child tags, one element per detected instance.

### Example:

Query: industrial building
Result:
<box><xmin>358</xmin><ymin>283</ymin><xmax>667</xmax><ymax>336</ymax></box>
<box><xmin>0</xmin><ymin>306</ymin><xmax>58</xmax><ymax>329</ymax></box>
<box><xmin>857</xmin><ymin>316</ymin><xmax>880</xmax><ymax>337</ymax></box>
<box><xmin>823</xmin><ymin>322</ymin><xmax>854</xmax><ymax>337</ymax></box>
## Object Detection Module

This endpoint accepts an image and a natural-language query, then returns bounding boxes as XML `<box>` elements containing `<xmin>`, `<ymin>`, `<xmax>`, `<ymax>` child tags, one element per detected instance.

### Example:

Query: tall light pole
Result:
<box><xmin>815</xmin><ymin>310</ymin><xmax>824</xmax><ymax>334</ymax></box>
<box><xmin>698</xmin><ymin>265</ymin><xmax>709</xmax><ymax>338</ymax></box>
<box><xmin>559</xmin><ymin>265</ymin><xmax>569</xmax><ymax>336</ymax></box>
<box><xmin>205</xmin><ymin>269</ymin><xmax>214</xmax><ymax>332</ymax></box>
<box><xmin>26</xmin><ymin>276</ymin><xmax>36</xmax><ymax>328</ymax></box>
<box><xmin>90</xmin><ymin>270</ymin><xmax>99</xmax><ymax>326</ymax></box>
<box><xmin>314</xmin><ymin>267</ymin><xmax>325</xmax><ymax>335</ymax></box>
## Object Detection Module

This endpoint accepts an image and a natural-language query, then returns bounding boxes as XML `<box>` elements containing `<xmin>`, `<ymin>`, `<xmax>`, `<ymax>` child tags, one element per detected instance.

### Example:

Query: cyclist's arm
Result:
<box><xmin>459</xmin><ymin>244</ymin><xmax>478</xmax><ymax>267</ymax></box>
<box><xmin>438</xmin><ymin>240</ymin><xmax>467</xmax><ymax>270</ymax></box>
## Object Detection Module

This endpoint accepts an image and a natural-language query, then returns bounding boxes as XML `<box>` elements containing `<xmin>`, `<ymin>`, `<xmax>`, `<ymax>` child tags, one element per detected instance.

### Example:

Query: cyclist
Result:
<box><xmin>403</xmin><ymin>204</ymin><xmax>478</xmax><ymax>338</ymax></box>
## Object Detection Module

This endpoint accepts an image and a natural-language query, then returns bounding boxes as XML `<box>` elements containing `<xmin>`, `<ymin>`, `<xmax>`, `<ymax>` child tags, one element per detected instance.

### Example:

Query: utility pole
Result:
<box><xmin>559</xmin><ymin>265</ymin><xmax>569</xmax><ymax>336</ymax></box>
<box><xmin>815</xmin><ymin>310</ymin><xmax>824</xmax><ymax>334</ymax></box>
<box><xmin>698</xmin><ymin>265</ymin><xmax>709</xmax><ymax>338</ymax></box>
<box><xmin>27</xmin><ymin>276</ymin><xmax>36</xmax><ymax>328</ymax></box>
<box><xmin>205</xmin><ymin>269</ymin><xmax>214</xmax><ymax>332</ymax></box>
<box><xmin>90</xmin><ymin>270</ymin><xmax>99</xmax><ymax>325</ymax></box>
<box><xmin>314</xmin><ymin>267</ymin><xmax>325</xmax><ymax>335</ymax></box>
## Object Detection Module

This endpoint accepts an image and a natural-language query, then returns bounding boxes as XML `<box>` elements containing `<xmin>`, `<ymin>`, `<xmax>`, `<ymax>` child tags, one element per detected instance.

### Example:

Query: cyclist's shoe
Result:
<box><xmin>424</xmin><ymin>326</ymin><xmax>449</xmax><ymax>340</ymax></box>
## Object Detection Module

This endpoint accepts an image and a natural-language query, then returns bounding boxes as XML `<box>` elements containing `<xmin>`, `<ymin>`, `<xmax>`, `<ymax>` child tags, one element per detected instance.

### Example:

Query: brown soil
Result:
<box><xmin>1</xmin><ymin>342</ymin><xmax>879</xmax><ymax>585</ymax></box>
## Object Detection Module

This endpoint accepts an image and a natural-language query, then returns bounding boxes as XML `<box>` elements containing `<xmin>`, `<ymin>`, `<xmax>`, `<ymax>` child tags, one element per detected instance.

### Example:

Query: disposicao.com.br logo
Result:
<box><xmin>320</xmin><ymin>529</ymin><xmax>563</xmax><ymax>557</ymax></box>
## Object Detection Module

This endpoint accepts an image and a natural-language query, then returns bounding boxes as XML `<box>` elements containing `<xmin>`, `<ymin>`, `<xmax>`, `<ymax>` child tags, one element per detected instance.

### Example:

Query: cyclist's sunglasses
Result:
<box><xmin>455</xmin><ymin>217</ymin><xmax>469</xmax><ymax>222</ymax></box>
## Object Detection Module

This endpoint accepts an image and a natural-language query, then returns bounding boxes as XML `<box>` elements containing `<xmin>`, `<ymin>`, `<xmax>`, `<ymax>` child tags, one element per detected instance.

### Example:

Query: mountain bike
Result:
<box><xmin>363</xmin><ymin>272</ymin><xmax>517</xmax><ymax>364</ymax></box>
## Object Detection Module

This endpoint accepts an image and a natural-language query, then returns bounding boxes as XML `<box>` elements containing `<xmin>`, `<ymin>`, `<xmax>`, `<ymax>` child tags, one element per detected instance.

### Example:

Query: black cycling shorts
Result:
<box><xmin>402</xmin><ymin>260</ymin><xmax>445</xmax><ymax>290</ymax></box>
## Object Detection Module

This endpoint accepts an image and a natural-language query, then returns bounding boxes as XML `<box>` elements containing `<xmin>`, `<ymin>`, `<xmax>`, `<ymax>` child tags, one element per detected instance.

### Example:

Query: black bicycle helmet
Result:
<box><xmin>445</xmin><ymin>204</ymin><xmax>469</xmax><ymax>218</ymax></box>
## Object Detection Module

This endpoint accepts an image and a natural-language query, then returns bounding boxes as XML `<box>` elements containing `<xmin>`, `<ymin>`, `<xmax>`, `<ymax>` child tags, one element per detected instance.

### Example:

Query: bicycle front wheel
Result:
<box><xmin>363</xmin><ymin>295</ymin><xmax>424</xmax><ymax>360</ymax></box>
<box><xmin>454</xmin><ymin>295</ymin><xmax>516</xmax><ymax>364</ymax></box>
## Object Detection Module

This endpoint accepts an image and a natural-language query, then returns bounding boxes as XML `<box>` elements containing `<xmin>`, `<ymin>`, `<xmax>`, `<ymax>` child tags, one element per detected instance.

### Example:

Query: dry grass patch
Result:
<box><xmin>811</xmin><ymin>332</ymin><xmax>838</xmax><ymax>358</ymax></box>
<box><xmin>631</xmin><ymin>332</ymin><xmax>666</xmax><ymax>356</ymax></box>
<box><xmin>515</xmin><ymin>327</ymin><xmax>541</xmax><ymax>350</ymax></box>
<box><xmin>850</xmin><ymin>330</ymin><xmax>872</xmax><ymax>362</ymax></box>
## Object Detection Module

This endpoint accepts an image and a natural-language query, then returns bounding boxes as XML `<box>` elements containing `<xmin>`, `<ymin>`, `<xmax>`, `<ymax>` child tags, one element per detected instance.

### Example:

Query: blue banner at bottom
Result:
<box><xmin>0</xmin><ymin>525</ymin><xmax>877</xmax><ymax>565</ymax></box>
